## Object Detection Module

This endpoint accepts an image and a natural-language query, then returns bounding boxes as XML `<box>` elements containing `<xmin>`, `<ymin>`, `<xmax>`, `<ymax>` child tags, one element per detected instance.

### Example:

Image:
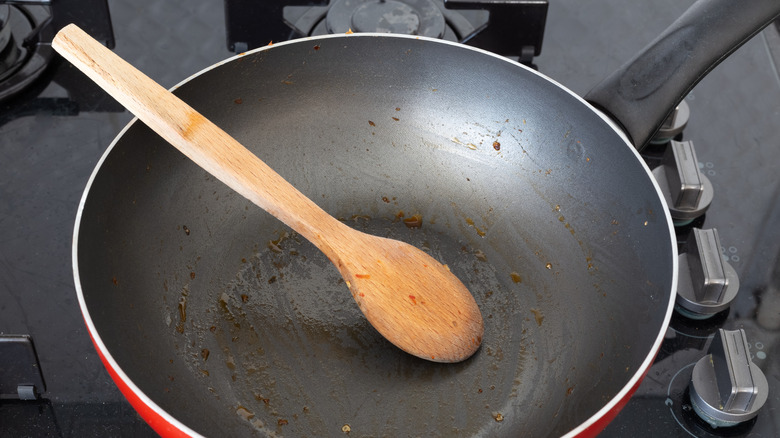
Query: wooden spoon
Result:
<box><xmin>53</xmin><ymin>24</ymin><xmax>483</xmax><ymax>363</ymax></box>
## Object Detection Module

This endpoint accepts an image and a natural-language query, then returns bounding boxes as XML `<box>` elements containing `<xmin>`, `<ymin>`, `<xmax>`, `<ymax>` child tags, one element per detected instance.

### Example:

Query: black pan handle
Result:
<box><xmin>585</xmin><ymin>0</ymin><xmax>780</xmax><ymax>151</ymax></box>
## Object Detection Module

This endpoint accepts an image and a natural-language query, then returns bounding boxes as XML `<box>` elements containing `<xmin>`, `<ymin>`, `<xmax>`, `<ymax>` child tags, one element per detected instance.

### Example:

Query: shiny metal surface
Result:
<box><xmin>652</xmin><ymin>140</ymin><xmax>714</xmax><ymax>224</ymax></box>
<box><xmin>690</xmin><ymin>329</ymin><xmax>768</xmax><ymax>427</ymax></box>
<box><xmin>676</xmin><ymin>228</ymin><xmax>739</xmax><ymax>318</ymax></box>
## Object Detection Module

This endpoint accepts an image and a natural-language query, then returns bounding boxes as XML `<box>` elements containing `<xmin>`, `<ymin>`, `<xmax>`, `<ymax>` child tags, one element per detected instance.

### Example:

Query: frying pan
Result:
<box><xmin>72</xmin><ymin>0</ymin><xmax>780</xmax><ymax>436</ymax></box>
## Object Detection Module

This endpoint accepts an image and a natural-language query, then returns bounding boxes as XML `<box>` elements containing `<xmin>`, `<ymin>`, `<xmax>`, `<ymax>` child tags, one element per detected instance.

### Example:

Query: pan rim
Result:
<box><xmin>71</xmin><ymin>31</ymin><xmax>678</xmax><ymax>438</ymax></box>
<box><xmin>71</xmin><ymin>113</ymin><xmax>202</xmax><ymax>437</ymax></box>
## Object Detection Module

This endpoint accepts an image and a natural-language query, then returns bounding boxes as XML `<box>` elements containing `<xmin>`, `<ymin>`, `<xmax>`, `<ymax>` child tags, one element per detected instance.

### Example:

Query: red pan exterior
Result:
<box><xmin>90</xmin><ymin>334</ymin><xmax>190</xmax><ymax>438</ymax></box>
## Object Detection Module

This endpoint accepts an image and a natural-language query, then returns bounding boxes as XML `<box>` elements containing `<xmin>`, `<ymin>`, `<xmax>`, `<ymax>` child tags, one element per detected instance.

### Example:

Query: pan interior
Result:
<box><xmin>75</xmin><ymin>35</ymin><xmax>673</xmax><ymax>437</ymax></box>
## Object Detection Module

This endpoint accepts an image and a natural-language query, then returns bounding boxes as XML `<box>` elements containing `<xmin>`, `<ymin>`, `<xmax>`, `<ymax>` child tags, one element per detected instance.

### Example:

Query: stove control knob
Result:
<box><xmin>676</xmin><ymin>228</ymin><xmax>739</xmax><ymax>319</ymax></box>
<box><xmin>651</xmin><ymin>140</ymin><xmax>714</xmax><ymax>225</ymax></box>
<box><xmin>652</xmin><ymin>100</ymin><xmax>690</xmax><ymax>143</ymax></box>
<box><xmin>690</xmin><ymin>329</ymin><xmax>769</xmax><ymax>428</ymax></box>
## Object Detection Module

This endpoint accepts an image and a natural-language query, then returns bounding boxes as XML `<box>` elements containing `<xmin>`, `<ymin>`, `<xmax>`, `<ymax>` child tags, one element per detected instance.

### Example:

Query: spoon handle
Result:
<box><xmin>53</xmin><ymin>24</ymin><xmax>343</xmax><ymax>251</ymax></box>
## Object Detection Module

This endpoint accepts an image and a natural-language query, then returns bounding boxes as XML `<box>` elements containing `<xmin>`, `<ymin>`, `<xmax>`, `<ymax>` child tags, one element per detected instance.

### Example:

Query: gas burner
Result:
<box><xmin>0</xmin><ymin>5</ymin><xmax>20</xmax><ymax>76</ymax></box>
<box><xmin>325</xmin><ymin>0</ymin><xmax>445</xmax><ymax>37</ymax></box>
<box><xmin>0</xmin><ymin>4</ymin><xmax>54</xmax><ymax>102</ymax></box>
<box><xmin>0</xmin><ymin>0</ymin><xmax>115</xmax><ymax>105</ymax></box>
<box><xmin>225</xmin><ymin>0</ymin><xmax>548</xmax><ymax>63</ymax></box>
<box><xmin>283</xmin><ymin>0</ymin><xmax>482</xmax><ymax>43</ymax></box>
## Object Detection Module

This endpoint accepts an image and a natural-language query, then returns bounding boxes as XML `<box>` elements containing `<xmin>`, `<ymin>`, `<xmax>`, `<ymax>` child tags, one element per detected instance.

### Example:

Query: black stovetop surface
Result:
<box><xmin>1</xmin><ymin>1</ymin><xmax>778</xmax><ymax>436</ymax></box>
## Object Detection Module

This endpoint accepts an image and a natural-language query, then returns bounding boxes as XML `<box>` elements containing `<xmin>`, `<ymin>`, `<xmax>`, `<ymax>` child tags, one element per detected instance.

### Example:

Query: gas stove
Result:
<box><xmin>1</xmin><ymin>1</ymin><xmax>778</xmax><ymax>436</ymax></box>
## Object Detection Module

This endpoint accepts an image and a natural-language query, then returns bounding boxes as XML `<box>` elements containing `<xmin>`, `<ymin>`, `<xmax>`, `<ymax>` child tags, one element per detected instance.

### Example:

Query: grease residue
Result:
<box><xmin>530</xmin><ymin>308</ymin><xmax>544</xmax><ymax>326</ymax></box>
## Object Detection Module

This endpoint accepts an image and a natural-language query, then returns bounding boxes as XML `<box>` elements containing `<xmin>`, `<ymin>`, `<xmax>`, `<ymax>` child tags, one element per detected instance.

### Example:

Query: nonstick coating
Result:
<box><xmin>75</xmin><ymin>35</ymin><xmax>675</xmax><ymax>437</ymax></box>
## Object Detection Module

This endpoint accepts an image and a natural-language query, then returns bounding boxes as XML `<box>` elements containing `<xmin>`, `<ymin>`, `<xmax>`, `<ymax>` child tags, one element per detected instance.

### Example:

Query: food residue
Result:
<box><xmin>183</xmin><ymin>225</ymin><xmax>190</xmax><ymax>235</ymax></box>
<box><xmin>493</xmin><ymin>412</ymin><xmax>504</xmax><ymax>422</ymax></box>
<box><xmin>465</xmin><ymin>217</ymin><xmax>486</xmax><ymax>237</ymax></box>
<box><xmin>530</xmin><ymin>308</ymin><xmax>544</xmax><ymax>326</ymax></box>
<box><xmin>349</xmin><ymin>214</ymin><xmax>371</xmax><ymax>223</ymax></box>
<box><xmin>342</xmin><ymin>424</ymin><xmax>351</xmax><ymax>434</ymax></box>
<box><xmin>493</xmin><ymin>141</ymin><xmax>501</xmax><ymax>151</ymax></box>
<box><xmin>236</xmin><ymin>406</ymin><xmax>255</xmax><ymax>420</ymax></box>
<box><xmin>268</xmin><ymin>231</ymin><xmax>289</xmax><ymax>253</ymax></box>
<box><xmin>368</xmin><ymin>120</ymin><xmax>376</xmax><ymax>127</ymax></box>
<box><xmin>451</xmin><ymin>137</ymin><xmax>478</xmax><ymax>150</ymax></box>
<box><xmin>178</xmin><ymin>296</ymin><xmax>187</xmax><ymax>322</ymax></box>
<box><xmin>225</xmin><ymin>353</ymin><xmax>236</xmax><ymax>370</ymax></box>
<box><xmin>233</xmin><ymin>98</ymin><xmax>243</xmax><ymax>104</ymax></box>
<box><xmin>510</xmin><ymin>272</ymin><xmax>522</xmax><ymax>283</ymax></box>
<box><xmin>403</xmin><ymin>214</ymin><xmax>423</xmax><ymax>228</ymax></box>
<box><xmin>408</xmin><ymin>295</ymin><xmax>417</xmax><ymax>305</ymax></box>
<box><xmin>268</xmin><ymin>241</ymin><xmax>282</xmax><ymax>253</ymax></box>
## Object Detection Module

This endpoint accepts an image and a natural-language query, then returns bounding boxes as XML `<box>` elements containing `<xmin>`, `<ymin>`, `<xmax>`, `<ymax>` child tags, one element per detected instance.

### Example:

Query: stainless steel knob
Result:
<box><xmin>676</xmin><ymin>228</ymin><xmax>739</xmax><ymax>319</ymax></box>
<box><xmin>651</xmin><ymin>140</ymin><xmax>714</xmax><ymax>225</ymax></box>
<box><xmin>690</xmin><ymin>329</ymin><xmax>769</xmax><ymax>428</ymax></box>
